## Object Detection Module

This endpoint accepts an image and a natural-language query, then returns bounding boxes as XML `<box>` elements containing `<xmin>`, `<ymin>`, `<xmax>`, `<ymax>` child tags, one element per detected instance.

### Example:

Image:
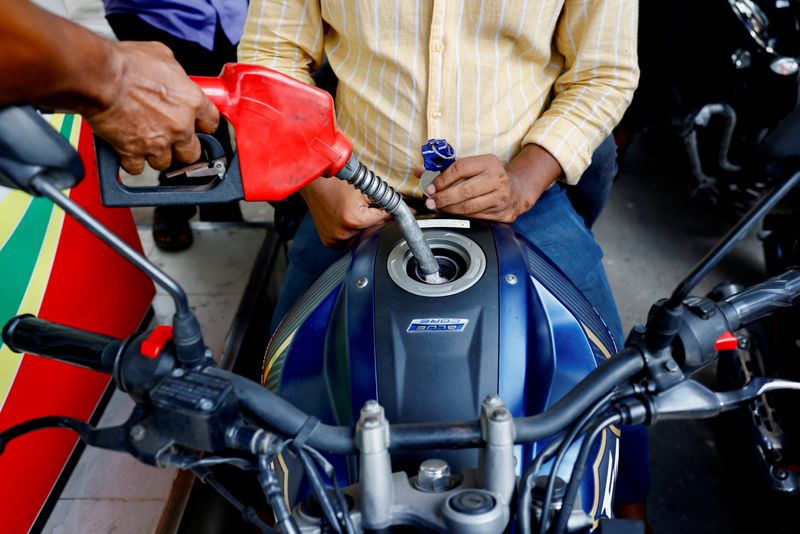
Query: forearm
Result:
<box><xmin>238</xmin><ymin>0</ymin><xmax>323</xmax><ymax>85</ymax></box>
<box><xmin>506</xmin><ymin>144</ymin><xmax>562</xmax><ymax>197</ymax></box>
<box><xmin>0</xmin><ymin>0</ymin><xmax>120</xmax><ymax>114</ymax></box>
<box><xmin>524</xmin><ymin>0</ymin><xmax>639</xmax><ymax>184</ymax></box>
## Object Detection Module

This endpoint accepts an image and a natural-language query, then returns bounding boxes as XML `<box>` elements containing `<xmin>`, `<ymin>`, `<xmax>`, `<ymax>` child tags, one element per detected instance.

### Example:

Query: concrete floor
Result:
<box><xmin>597</xmin><ymin>131</ymin><xmax>797</xmax><ymax>533</ymax></box>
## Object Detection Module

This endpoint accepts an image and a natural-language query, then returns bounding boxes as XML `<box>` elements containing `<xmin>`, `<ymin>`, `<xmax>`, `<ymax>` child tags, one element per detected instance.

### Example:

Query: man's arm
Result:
<box><xmin>0</xmin><ymin>0</ymin><xmax>219</xmax><ymax>173</ymax></box>
<box><xmin>240</xmin><ymin>1</ymin><xmax>390</xmax><ymax>247</ymax></box>
<box><xmin>523</xmin><ymin>0</ymin><xmax>640</xmax><ymax>185</ymax></box>
<box><xmin>238</xmin><ymin>0</ymin><xmax>325</xmax><ymax>86</ymax></box>
<box><xmin>427</xmin><ymin>0</ymin><xmax>639</xmax><ymax>222</ymax></box>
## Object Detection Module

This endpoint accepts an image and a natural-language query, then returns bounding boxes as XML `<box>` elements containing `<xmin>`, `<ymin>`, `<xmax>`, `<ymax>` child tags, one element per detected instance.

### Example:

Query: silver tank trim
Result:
<box><xmin>386</xmin><ymin>230</ymin><xmax>486</xmax><ymax>297</ymax></box>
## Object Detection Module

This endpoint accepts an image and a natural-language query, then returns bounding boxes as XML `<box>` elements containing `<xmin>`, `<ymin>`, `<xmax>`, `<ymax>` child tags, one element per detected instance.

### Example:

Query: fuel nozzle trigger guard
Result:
<box><xmin>95</xmin><ymin>132</ymin><xmax>244</xmax><ymax>207</ymax></box>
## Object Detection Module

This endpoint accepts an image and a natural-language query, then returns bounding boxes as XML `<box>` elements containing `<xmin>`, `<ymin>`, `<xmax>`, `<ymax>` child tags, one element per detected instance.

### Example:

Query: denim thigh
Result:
<box><xmin>512</xmin><ymin>184</ymin><xmax>624</xmax><ymax>347</ymax></box>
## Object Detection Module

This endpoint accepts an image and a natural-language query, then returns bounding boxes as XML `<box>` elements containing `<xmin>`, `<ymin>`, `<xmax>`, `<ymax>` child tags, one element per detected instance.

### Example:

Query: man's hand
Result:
<box><xmin>424</xmin><ymin>144</ymin><xmax>562</xmax><ymax>223</ymax></box>
<box><xmin>0</xmin><ymin>1</ymin><xmax>218</xmax><ymax>175</ymax></box>
<box><xmin>300</xmin><ymin>177</ymin><xmax>392</xmax><ymax>247</ymax></box>
<box><xmin>82</xmin><ymin>42</ymin><xmax>219</xmax><ymax>174</ymax></box>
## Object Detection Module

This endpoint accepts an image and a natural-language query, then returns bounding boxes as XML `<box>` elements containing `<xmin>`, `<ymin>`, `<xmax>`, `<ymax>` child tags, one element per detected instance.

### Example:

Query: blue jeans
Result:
<box><xmin>566</xmin><ymin>134</ymin><xmax>618</xmax><ymax>229</ymax></box>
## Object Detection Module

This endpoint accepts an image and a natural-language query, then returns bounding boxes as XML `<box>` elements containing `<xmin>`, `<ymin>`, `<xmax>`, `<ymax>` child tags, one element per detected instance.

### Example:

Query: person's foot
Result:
<box><xmin>152</xmin><ymin>210</ymin><xmax>193</xmax><ymax>252</ymax></box>
<box><xmin>614</xmin><ymin>500</ymin><xmax>654</xmax><ymax>534</ymax></box>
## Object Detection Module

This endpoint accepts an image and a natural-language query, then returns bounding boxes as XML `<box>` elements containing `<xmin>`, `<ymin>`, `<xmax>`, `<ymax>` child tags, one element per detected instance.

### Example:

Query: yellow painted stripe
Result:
<box><xmin>47</xmin><ymin>114</ymin><xmax>65</xmax><ymax>134</ymax></box>
<box><xmin>262</xmin><ymin>330</ymin><xmax>297</xmax><ymax>384</ymax></box>
<box><xmin>589</xmin><ymin>428</ymin><xmax>609</xmax><ymax>519</ymax></box>
<box><xmin>0</xmin><ymin>205</ymin><xmax>66</xmax><ymax>411</ymax></box>
<box><xmin>277</xmin><ymin>453</ymin><xmax>291</xmax><ymax>508</ymax></box>
<box><xmin>67</xmin><ymin>115</ymin><xmax>82</xmax><ymax>148</ymax></box>
<box><xmin>581</xmin><ymin>322</ymin><xmax>613</xmax><ymax>360</ymax></box>
<box><xmin>0</xmin><ymin>193</ymin><xmax>33</xmax><ymax>251</ymax></box>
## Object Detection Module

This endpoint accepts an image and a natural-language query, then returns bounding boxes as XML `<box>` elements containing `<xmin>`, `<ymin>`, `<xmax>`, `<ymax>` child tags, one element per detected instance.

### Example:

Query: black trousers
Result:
<box><xmin>106</xmin><ymin>13</ymin><xmax>237</xmax><ymax>76</ymax></box>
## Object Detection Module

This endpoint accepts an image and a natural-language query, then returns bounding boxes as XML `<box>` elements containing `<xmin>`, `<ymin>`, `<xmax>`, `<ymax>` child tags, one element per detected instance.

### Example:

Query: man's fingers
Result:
<box><xmin>438</xmin><ymin>190</ymin><xmax>503</xmax><ymax>216</ymax></box>
<box><xmin>412</xmin><ymin>165</ymin><xmax>425</xmax><ymax>178</ymax></box>
<box><xmin>172</xmin><ymin>134</ymin><xmax>202</xmax><ymax>165</ymax></box>
<box><xmin>357</xmin><ymin>204</ymin><xmax>393</xmax><ymax>227</ymax></box>
<box><xmin>119</xmin><ymin>155</ymin><xmax>145</xmax><ymax>175</ymax></box>
<box><xmin>431</xmin><ymin>156</ymin><xmax>487</xmax><ymax>191</ymax></box>
<box><xmin>428</xmin><ymin>172</ymin><xmax>495</xmax><ymax>209</ymax></box>
<box><xmin>146</xmin><ymin>149</ymin><xmax>173</xmax><ymax>171</ymax></box>
<box><xmin>195</xmin><ymin>93</ymin><xmax>220</xmax><ymax>134</ymax></box>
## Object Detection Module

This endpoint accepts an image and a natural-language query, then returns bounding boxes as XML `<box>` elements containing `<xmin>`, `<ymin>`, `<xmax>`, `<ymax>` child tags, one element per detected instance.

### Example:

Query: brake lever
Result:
<box><xmin>648</xmin><ymin>377</ymin><xmax>800</xmax><ymax>422</ymax></box>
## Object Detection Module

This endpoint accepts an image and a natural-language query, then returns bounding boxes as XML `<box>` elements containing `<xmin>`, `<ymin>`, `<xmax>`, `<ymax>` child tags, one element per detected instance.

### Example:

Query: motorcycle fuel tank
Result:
<box><xmin>264</xmin><ymin>217</ymin><xmax>620</xmax><ymax>521</ymax></box>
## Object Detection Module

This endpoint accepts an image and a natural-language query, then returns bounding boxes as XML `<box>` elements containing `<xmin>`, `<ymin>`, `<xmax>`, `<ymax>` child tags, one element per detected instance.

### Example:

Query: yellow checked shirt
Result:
<box><xmin>239</xmin><ymin>0</ymin><xmax>639</xmax><ymax>198</ymax></box>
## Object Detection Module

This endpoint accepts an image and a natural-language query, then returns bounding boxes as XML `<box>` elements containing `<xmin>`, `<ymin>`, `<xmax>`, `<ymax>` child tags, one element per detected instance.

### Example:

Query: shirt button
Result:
<box><xmin>433</xmin><ymin>40</ymin><xmax>444</xmax><ymax>52</ymax></box>
<box><xmin>431</xmin><ymin>111</ymin><xmax>442</xmax><ymax>119</ymax></box>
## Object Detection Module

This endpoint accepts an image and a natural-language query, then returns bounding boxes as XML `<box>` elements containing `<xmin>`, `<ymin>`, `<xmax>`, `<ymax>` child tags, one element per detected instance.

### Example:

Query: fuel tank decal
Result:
<box><xmin>590</xmin><ymin>428</ymin><xmax>620</xmax><ymax>524</ymax></box>
<box><xmin>406</xmin><ymin>318</ymin><xmax>469</xmax><ymax>332</ymax></box>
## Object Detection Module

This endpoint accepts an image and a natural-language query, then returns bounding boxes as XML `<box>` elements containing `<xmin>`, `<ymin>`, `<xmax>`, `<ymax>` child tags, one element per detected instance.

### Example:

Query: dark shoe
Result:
<box><xmin>152</xmin><ymin>209</ymin><xmax>194</xmax><ymax>252</ymax></box>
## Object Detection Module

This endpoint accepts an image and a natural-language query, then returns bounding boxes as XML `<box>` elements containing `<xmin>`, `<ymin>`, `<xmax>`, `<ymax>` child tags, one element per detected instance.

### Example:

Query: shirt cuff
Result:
<box><xmin>522</xmin><ymin>114</ymin><xmax>594</xmax><ymax>185</ymax></box>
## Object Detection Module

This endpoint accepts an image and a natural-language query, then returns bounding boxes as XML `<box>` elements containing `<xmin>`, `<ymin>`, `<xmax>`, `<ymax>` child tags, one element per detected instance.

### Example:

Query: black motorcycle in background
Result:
<box><xmin>622</xmin><ymin>0</ymin><xmax>800</xmax><ymax>501</ymax></box>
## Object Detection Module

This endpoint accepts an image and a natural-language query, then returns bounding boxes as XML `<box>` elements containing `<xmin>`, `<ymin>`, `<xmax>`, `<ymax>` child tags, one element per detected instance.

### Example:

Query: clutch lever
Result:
<box><xmin>715</xmin><ymin>377</ymin><xmax>800</xmax><ymax>410</ymax></box>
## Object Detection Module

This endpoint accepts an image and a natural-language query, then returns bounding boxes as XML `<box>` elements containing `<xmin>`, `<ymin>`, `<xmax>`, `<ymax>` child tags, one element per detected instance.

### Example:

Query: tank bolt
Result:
<box><xmin>633</xmin><ymin>323</ymin><xmax>646</xmax><ymax>334</ymax></box>
<box><xmin>738</xmin><ymin>336</ymin><xmax>750</xmax><ymax>349</ymax></box>
<box><xmin>664</xmin><ymin>360</ymin><xmax>680</xmax><ymax>373</ymax></box>
<box><xmin>356</xmin><ymin>277</ymin><xmax>369</xmax><ymax>289</ymax></box>
<box><xmin>171</xmin><ymin>368</ymin><xmax>185</xmax><ymax>378</ymax></box>
<box><xmin>491</xmin><ymin>409</ymin><xmax>510</xmax><ymax>421</ymax></box>
<box><xmin>130</xmin><ymin>425</ymin><xmax>146</xmax><ymax>442</ymax></box>
<box><xmin>504</xmin><ymin>274</ymin><xmax>518</xmax><ymax>285</ymax></box>
<box><xmin>416</xmin><ymin>459</ymin><xmax>453</xmax><ymax>492</ymax></box>
<box><xmin>198</xmin><ymin>398</ymin><xmax>215</xmax><ymax>411</ymax></box>
<box><xmin>204</xmin><ymin>348</ymin><xmax>214</xmax><ymax>360</ymax></box>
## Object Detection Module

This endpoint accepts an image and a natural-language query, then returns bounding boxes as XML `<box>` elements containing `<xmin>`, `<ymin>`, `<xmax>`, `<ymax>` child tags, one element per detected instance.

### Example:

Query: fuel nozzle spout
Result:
<box><xmin>335</xmin><ymin>154</ymin><xmax>445</xmax><ymax>284</ymax></box>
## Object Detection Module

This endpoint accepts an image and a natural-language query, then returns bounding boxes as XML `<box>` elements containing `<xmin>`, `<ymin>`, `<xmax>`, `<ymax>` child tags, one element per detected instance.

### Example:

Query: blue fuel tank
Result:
<box><xmin>264</xmin><ymin>217</ymin><xmax>620</xmax><ymax>521</ymax></box>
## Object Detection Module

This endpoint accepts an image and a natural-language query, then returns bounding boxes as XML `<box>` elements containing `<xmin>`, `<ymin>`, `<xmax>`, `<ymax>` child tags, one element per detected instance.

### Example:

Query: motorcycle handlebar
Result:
<box><xmin>0</xmin><ymin>313</ymin><xmax>647</xmax><ymax>454</ymax></box>
<box><xmin>212</xmin><ymin>347</ymin><xmax>646</xmax><ymax>454</ymax></box>
<box><xmin>2</xmin><ymin>315</ymin><xmax>120</xmax><ymax>373</ymax></box>
<box><xmin>720</xmin><ymin>269</ymin><xmax>800</xmax><ymax>329</ymax></box>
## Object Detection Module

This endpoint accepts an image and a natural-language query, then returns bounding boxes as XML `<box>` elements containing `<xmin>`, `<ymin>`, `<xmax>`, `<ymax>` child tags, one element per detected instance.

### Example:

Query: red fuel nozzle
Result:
<box><xmin>191</xmin><ymin>63</ymin><xmax>353</xmax><ymax>201</ymax></box>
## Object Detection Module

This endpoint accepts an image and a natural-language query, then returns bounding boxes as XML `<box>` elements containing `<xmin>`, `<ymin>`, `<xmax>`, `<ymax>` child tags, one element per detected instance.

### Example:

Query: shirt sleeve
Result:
<box><xmin>237</xmin><ymin>0</ymin><xmax>325</xmax><ymax>86</ymax></box>
<box><xmin>522</xmin><ymin>0</ymin><xmax>640</xmax><ymax>184</ymax></box>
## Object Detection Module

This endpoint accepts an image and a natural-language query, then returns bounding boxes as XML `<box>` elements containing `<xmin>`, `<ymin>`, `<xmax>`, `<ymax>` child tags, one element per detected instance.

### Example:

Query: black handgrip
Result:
<box><xmin>719</xmin><ymin>269</ymin><xmax>800</xmax><ymax>329</ymax></box>
<box><xmin>94</xmin><ymin>133</ymin><xmax>244</xmax><ymax>207</ymax></box>
<box><xmin>2</xmin><ymin>315</ymin><xmax>120</xmax><ymax>373</ymax></box>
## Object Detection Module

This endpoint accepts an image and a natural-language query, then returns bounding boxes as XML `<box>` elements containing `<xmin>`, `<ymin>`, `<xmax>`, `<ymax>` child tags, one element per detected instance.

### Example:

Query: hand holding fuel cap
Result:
<box><xmin>425</xmin><ymin>144</ymin><xmax>562</xmax><ymax>223</ymax></box>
